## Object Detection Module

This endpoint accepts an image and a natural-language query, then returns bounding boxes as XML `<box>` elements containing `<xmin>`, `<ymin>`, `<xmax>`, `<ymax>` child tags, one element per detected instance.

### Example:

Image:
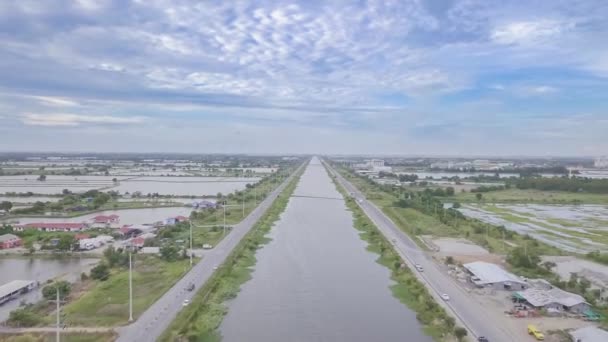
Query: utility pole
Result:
<box><xmin>56</xmin><ymin>287</ymin><xmax>60</xmax><ymax>342</ymax></box>
<box><xmin>189</xmin><ymin>221</ymin><xmax>193</xmax><ymax>266</ymax></box>
<box><xmin>128</xmin><ymin>252</ymin><xmax>133</xmax><ymax>322</ymax></box>
<box><xmin>254</xmin><ymin>187</ymin><xmax>257</xmax><ymax>206</ymax></box>
<box><xmin>223</xmin><ymin>204</ymin><xmax>226</xmax><ymax>237</ymax></box>
<box><xmin>242</xmin><ymin>195</ymin><xmax>245</xmax><ymax>218</ymax></box>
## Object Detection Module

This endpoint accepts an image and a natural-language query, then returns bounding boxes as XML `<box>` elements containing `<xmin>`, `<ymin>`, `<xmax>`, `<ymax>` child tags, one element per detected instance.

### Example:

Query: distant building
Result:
<box><xmin>13</xmin><ymin>222</ymin><xmax>87</xmax><ymax>232</ymax></box>
<box><xmin>594</xmin><ymin>156</ymin><xmax>608</xmax><ymax>168</ymax></box>
<box><xmin>463</xmin><ymin>261</ymin><xmax>528</xmax><ymax>290</ymax></box>
<box><xmin>0</xmin><ymin>234</ymin><xmax>22</xmax><ymax>249</ymax></box>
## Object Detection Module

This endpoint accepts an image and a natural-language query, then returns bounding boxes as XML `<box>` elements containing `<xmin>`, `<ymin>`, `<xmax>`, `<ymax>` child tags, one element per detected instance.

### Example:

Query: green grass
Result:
<box><xmin>0</xmin><ymin>333</ymin><xmax>116</xmax><ymax>342</ymax></box>
<box><xmin>59</xmin><ymin>256</ymin><xmax>190</xmax><ymax>326</ymax></box>
<box><xmin>449</xmin><ymin>188</ymin><xmax>608</xmax><ymax>204</ymax></box>
<box><xmin>159</xmin><ymin>169</ymin><xmax>302</xmax><ymax>342</ymax></box>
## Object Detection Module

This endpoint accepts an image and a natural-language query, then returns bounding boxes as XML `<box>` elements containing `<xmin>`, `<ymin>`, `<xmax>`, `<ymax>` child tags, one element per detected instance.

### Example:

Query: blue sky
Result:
<box><xmin>1</xmin><ymin>0</ymin><xmax>607</xmax><ymax>156</ymax></box>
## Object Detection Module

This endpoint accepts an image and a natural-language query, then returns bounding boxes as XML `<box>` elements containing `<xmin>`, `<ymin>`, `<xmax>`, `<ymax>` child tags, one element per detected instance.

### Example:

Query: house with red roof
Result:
<box><xmin>74</xmin><ymin>233</ymin><xmax>91</xmax><ymax>240</ymax></box>
<box><xmin>118</xmin><ymin>225</ymin><xmax>143</xmax><ymax>239</ymax></box>
<box><xmin>13</xmin><ymin>223</ymin><xmax>87</xmax><ymax>232</ymax></box>
<box><xmin>91</xmin><ymin>214</ymin><xmax>120</xmax><ymax>228</ymax></box>
<box><xmin>0</xmin><ymin>234</ymin><xmax>22</xmax><ymax>249</ymax></box>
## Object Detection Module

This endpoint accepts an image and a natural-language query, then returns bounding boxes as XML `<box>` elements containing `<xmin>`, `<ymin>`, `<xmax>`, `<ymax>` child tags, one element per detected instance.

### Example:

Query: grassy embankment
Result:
<box><xmin>0</xmin><ymin>333</ymin><xmax>116</xmax><ymax>342</ymax></box>
<box><xmin>339</xmin><ymin>168</ymin><xmax>562</xmax><ymax>256</ymax></box>
<box><xmin>6</xmin><ymin>256</ymin><xmax>190</xmax><ymax>328</ymax></box>
<box><xmin>59</xmin><ymin>256</ymin><xmax>190</xmax><ymax>326</ymax></box>
<box><xmin>329</xmin><ymin>172</ymin><xmax>464</xmax><ymax>341</ymax></box>
<box><xmin>159</xmin><ymin>169</ymin><xmax>302</xmax><ymax>342</ymax></box>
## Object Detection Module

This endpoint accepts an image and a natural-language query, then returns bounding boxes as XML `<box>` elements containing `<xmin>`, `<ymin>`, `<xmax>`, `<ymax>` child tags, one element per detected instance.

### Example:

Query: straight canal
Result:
<box><xmin>220</xmin><ymin>158</ymin><xmax>431</xmax><ymax>342</ymax></box>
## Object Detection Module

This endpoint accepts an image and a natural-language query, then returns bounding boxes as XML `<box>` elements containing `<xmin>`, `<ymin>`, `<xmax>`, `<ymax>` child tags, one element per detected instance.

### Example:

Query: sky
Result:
<box><xmin>1</xmin><ymin>0</ymin><xmax>607</xmax><ymax>156</ymax></box>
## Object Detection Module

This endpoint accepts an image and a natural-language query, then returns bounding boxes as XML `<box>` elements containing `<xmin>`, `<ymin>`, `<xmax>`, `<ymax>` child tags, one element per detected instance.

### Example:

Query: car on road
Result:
<box><xmin>527</xmin><ymin>325</ymin><xmax>544</xmax><ymax>340</ymax></box>
<box><xmin>415</xmin><ymin>264</ymin><xmax>423</xmax><ymax>272</ymax></box>
<box><xmin>202</xmin><ymin>244</ymin><xmax>213</xmax><ymax>249</ymax></box>
<box><xmin>477</xmin><ymin>337</ymin><xmax>489</xmax><ymax>342</ymax></box>
<box><xmin>187</xmin><ymin>283</ymin><xmax>195</xmax><ymax>291</ymax></box>
<box><xmin>440</xmin><ymin>293</ymin><xmax>450</xmax><ymax>301</ymax></box>
<box><xmin>213</xmin><ymin>265</ymin><xmax>219</xmax><ymax>270</ymax></box>
<box><xmin>182</xmin><ymin>299</ymin><xmax>190</xmax><ymax>306</ymax></box>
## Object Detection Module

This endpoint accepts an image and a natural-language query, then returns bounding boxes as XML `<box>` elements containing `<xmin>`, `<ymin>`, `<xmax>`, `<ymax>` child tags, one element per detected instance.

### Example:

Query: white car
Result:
<box><xmin>440</xmin><ymin>293</ymin><xmax>450</xmax><ymax>301</ymax></box>
<box><xmin>183</xmin><ymin>299</ymin><xmax>191</xmax><ymax>306</ymax></box>
<box><xmin>213</xmin><ymin>265</ymin><xmax>219</xmax><ymax>270</ymax></box>
<box><xmin>415</xmin><ymin>264</ymin><xmax>423</xmax><ymax>272</ymax></box>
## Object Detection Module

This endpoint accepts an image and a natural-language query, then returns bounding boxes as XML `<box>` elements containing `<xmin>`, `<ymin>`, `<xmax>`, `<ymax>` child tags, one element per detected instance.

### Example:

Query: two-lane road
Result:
<box><xmin>324</xmin><ymin>161</ymin><xmax>523</xmax><ymax>342</ymax></box>
<box><xmin>117</xmin><ymin>164</ymin><xmax>305</xmax><ymax>342</ymax></box>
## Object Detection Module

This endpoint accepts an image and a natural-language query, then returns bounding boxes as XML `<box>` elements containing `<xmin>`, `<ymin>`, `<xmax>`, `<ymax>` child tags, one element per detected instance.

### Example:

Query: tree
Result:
<box><xmin>0</xmin><ymin>201</ymin><xmax>12</xmax><ymax>211</ymax></box>
<box><xmin>112</xmin><ymin>178</ymin><xmax>118</xmax><ymax>183</ymax></box>
<box><xmin>542</xmin><ymin>261</ymin><xmax>556</xmax><ymax>272</ymax></box>
<box><xmin>445</xmin><ymin>187</ymin><xmax>455</xmax><ymax>196</ymax></box>
<box><xmin>454</xmin><ymin>327</ymin><xmax>468</xmax><ymax>341</ymax></box>
<box><xmin>475</xmin><ymin>193</ymin><xmax>483</xmax><ymax>201</ymax></box>
<box><xmin>42</xmin><ymin>281</ymin><xmax>71</xmax><ymax>300</ymax></box>
<box><xmin>90</xmin><ymin>263</ymin><xmax>110</xmax><ymax>281</ymax></box>
<box><xmin>160</xmin><ymin>244</ymin><xmax>180</xmax><ymax>262</ymax></box>
<box><xmin>452</xmin><ymin>202</ymin><xmax>461</xmax><ymax>209</ymax></box>
<box><xmin>37</xmin><ymin>174</ymin><xmax>46</xmax><ymax>181</ymax></box>
<box><xmin>56</xmin><ymin>235</ymin><xmax>76</xmax><ymax>251</ymax></box>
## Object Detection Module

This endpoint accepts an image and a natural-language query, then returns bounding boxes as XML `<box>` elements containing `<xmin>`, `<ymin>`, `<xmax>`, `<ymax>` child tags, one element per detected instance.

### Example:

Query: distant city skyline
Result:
<box><xmin>1</xmin><ymin>0</ymin><xmax>607</xmax><ymax>155</ymax></box>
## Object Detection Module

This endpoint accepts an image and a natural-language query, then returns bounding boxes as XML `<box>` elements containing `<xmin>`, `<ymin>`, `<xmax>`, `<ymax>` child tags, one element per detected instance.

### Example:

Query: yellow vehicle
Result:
<box><xmin>527</xmin><ymin>324</ymin><xmax>544</xmax><ymax>340</ymax></box>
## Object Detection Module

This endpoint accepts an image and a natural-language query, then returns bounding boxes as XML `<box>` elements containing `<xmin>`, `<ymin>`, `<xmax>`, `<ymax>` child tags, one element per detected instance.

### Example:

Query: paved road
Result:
<box><xmin>116</xmin><ymin>164</ymin><xmax>305</xmax><ymax>342</ymax></box>
<box><xmin>324</xmin><ymin>161</ymin><xmax>521</xmax><ymax>342</ymax></box>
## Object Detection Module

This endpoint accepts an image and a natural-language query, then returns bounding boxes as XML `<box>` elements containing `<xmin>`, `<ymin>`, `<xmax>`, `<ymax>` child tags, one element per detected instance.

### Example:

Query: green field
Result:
<box><xmin>59</xmin><ymin>256</ymin><xmax>190</xmax><ymax>326</ymax></box>
<box><xmin>339</xmin><ymin>167</ymin><xmax>563</xmax><ymax>256</ymax></box>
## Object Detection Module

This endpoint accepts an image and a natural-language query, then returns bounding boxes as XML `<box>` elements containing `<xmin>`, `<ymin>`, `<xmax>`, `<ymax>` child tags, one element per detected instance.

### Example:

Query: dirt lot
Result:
<box><xmin>429</xmin><ymin>237</ymin><xmax>505</xmax><ymax>264</ymax></box>
<box><xmin>543</xmin><ymin>255</ymin><xmax>608</xmax><ymax>292</ymax></box>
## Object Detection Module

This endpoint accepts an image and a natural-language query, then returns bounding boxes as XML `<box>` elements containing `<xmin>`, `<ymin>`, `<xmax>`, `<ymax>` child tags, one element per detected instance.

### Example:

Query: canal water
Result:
<box><xmin>0</xmin><ymin>257</ymin><xmax>98</xmax><ymax>321</ymax></box>
<box><xmin>220</xmin><ymin>158</ymin><xmax>430</xmax><ymax>342</ymax></box>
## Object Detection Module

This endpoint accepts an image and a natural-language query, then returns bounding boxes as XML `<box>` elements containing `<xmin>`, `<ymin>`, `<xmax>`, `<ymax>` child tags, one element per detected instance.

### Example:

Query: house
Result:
<box><xmin>78</xmin><ymin>235</ymin><xmax>113</xmax><ymax>250</ymax></box>
<box><xmin>129</xmin><ymin>236</ymin><xmax>145</xmax><ymax>249</ymax></box>
<box><xmin>74</xmin><ymin>233</ymin><xmax>91</xmax><ymax>240</ymax></box>
<box><xmin>514</xmin><ymin>283</ymin><xmax>590</xmax><ymax>314</ymax></box>
<box><xmin>192</xmin><ymin>200</ymin><xmax>217</xmax><ymax>209</ymax></box>
<box><xmin>463</xmin><ymin>261</ymin><xmax>528</xmax><ymax>291</ymax></box>
<box><xmin>118</xmin><ymin>225</ymin><xmax>143</xmax><ymax>238</ymax></box>
<box><xmin>0</xmin><ymin>234</ymin><xmax>22</xmax><ymax>249</ymax></box>
<box><xmin>13</xmin><ymin>222</ymin><xmax>87</xmax><ymax>232</ymax></box>
<box><xmin>91</xmin><ymin>214</ymin><xmax>120</xmax><ymax>228</ymax></box>
<box><xmin>141</xmin><ymin>246</ymin><xmax>160</xmax><ymax>254</ymax></box>
<box><xmin>175</xmin><ymin>215</ymin><xmax>188</xmax><ymax>222</ymax></box>
<box><xmin>163</xmin><ymin>215</ymin><xmax>189</xmax><ymax>226</ymax></box>
<box><xmin>569</xmin><ymin>326</ymin><xmax>608</xmax><ymax>342</ymax></box>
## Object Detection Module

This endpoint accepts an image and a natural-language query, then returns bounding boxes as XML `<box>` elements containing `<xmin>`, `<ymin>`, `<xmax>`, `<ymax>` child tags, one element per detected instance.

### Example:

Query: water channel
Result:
<box><xmin>220</xmin><ymin>158</ymin><xmax>430</xmax><ymax>342</ymax></box>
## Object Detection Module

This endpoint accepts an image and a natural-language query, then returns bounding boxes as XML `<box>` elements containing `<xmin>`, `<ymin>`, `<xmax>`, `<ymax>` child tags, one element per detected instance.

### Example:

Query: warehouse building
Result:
<box><xmin>514</xmin><ymin>281</ymin><xmax>590</xmax><ymax>314</ymax></box>
<box><xmin>463</xmin><ymin>261</ymin><xmax>528</xmax><ymax>290</ymax></box>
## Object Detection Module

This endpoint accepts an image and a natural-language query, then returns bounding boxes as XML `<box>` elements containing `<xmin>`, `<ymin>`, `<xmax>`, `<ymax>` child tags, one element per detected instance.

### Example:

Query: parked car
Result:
<box><xmin>440</xmin><ymin>293</ymin><xmax>450</xmax><ymax>301</ymax></box>
<box><xmin>477</xmin><ymin>337</ymin><xmax>489</xmax><ymax>342</ymax></box>
<box><xmin>527</xmin><ymin>324</ymin><xmax>544</xmax><ymax>340</ymax></box>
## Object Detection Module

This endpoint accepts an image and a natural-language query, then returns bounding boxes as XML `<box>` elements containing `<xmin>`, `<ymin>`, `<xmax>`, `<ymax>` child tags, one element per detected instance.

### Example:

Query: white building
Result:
<box><xmin>463</xmin><ymin>261</ymin><xmax>528</xmax><ymax>290</ymax></box>
<box><xmin>594</xmin><ymin>156</ymin><xmax>608</xmax><ymax>168</ymax></box>
<box><xmin>515</xmin><ymin>280</ymin><xmax>590</xmax><ymax>314</ymax></box>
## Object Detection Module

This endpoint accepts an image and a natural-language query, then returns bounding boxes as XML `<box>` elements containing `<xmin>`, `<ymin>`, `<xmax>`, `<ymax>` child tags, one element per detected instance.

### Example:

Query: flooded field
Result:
<box><xmin>0</xmin><ymin>175</ymin><xmax>260</xmax><ymax>196</ymax></box>
<box><xmin>0</xmin><ymin>257</ymin><xmax>98</xmax><ymax>321</ymax></box>
<box><xmin>220</xmin><ymin>158</ymin><xmax>430</xmax><ymax>342</ymax></box>
<box><xmin>458</xmin><ymin>204</ymin><xmax>608</xmax><ymax>253</ymax></box>
<box><xmin>0</xmin><ymin>196</ymin><xmax>60</xmax><ymax>204</ymax></box>
<box><xmin>541</xmin><ymin>256</ymin><xmax>608</xmax><ymax>291</ymax></box>
<box><xmin>109</xmin><ymin>176</ymin><xmax>260</xmax><ymax>196</ymax></box>
<box><xmin>5</xmin><ymin>207</ymin><xmax>193</xmax><ymax>226</ymax></box>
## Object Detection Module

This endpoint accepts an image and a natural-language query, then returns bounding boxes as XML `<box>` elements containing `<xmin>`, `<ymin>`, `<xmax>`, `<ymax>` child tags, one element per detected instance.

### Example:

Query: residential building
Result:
<box><xmin>0</xmin><ymin>234</ymin><xmax>22</xmax><ymax>249</ymax></box>
<box><xmin>91</xmin><ymin>214</ymin><xmax>120</xmax><ymax>228</ymax></box>
<box><xmin>13</xmin><ymin>222</ymin><xmax>87</xmax><ymax>232</ymax></box>
<box><xmin>463</xmin><ymin>261</ymin><xmax>528</xmax><ymax>290</ymax></box>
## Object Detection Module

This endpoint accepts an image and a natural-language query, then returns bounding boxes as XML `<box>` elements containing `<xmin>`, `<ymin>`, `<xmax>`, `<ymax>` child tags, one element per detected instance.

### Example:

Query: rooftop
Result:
<box><xmin>0</xmin><ymin>234</ymin><xmax>20</xmax><ymax>242</ymax></box>
<box><xmin>463</xmin><ymin>261</ymin><xmax>526</xmax><ymax>285</ymax></box>
<box><xmin>570</xmin><ymin>326</ymin><xmax>608</xmax><ymax>342</ymax></box>
<box><xmin>517</xmin><ymin>287</ymin><xmax>587</xmax><ymax>308</ymax></box>
<box><xmin>0</xmin><ymin>280</ymin><xmax>35</xmax><ymax>299</ymax></box>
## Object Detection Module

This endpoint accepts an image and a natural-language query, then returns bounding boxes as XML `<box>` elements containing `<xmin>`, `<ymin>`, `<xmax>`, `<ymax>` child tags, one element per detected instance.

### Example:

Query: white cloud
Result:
<box><xmin>21</xmin><ymin>113</ymin><xmax>147</xmax><ymax>127</ymax></box>
<box><xmin>491</xmin><ymin>20</ymin><xmax>571</xmax><ymax>45</ymax></box>
<box><xmin>33</xmin><ymin>96</ymin><xmax>80</xmax><ymax>107</ymax></box>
